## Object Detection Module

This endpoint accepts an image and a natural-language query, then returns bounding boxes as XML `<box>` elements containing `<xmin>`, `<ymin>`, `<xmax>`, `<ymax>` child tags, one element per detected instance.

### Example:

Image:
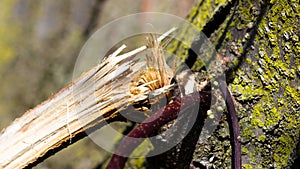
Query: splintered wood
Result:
<box><xmin>129</xmin><ymin>33</ymin><xmax>174</xmax><ymax>106</ymax></box>
<box><xmin>0</xmin><ymin>28</ymin><xmax>176</xmax><ymax>169</ymax></box>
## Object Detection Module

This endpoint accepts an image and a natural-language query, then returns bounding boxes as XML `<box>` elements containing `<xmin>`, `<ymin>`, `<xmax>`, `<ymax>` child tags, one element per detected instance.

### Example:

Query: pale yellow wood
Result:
<box><xmin>0</xmin><ymin>29</ymin><xmax>176</xmax><ymax>169</ymax></box>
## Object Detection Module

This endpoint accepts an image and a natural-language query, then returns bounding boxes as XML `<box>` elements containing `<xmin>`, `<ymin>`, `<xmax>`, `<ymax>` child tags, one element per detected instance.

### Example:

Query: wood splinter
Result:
<box><xmin>0</xmin><ymin>28</ymin><xmax>176</xmax><ymax>169</ymax></box>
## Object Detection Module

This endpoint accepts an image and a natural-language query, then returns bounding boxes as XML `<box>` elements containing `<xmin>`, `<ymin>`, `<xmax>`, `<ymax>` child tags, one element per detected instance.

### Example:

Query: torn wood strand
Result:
<box><xmin>0</xmin><ymin>29</ymin><xmax>175</xmax><ymax>169</ymax></box>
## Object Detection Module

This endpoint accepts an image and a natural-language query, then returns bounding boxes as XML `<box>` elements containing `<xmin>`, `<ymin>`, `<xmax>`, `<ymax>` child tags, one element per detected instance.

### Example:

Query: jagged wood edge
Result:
<box><xmin>0</xmin><ymin>28</ymin><xmax>176</xmax><ymax>169</ymax></box>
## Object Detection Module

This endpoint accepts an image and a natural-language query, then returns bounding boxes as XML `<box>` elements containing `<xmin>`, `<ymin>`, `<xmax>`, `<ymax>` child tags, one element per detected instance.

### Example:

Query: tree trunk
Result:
<box><xmin>148</xmin><ymin>0</ymin><xmax>299</xmax><ymax>168</ymax></box>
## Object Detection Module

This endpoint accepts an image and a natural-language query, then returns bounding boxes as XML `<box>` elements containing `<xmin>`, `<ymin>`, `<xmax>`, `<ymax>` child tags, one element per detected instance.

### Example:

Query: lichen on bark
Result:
<box><xmin>190</xmin><ymin>0</ymin><xmax>299</xmax><ymax>168</ymax></box>
<box><xmin>127</xmin><ymin>0</ymin><xmax>300</xmax><ymax>168</ymax></box>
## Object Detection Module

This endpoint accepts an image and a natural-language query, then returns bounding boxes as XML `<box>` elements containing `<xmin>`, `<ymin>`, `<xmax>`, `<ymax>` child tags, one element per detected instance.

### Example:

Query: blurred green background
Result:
<box><xmin>0</xmin><ymin>0</ymin><xmax>196</xmax><ymax>168</ymax></box>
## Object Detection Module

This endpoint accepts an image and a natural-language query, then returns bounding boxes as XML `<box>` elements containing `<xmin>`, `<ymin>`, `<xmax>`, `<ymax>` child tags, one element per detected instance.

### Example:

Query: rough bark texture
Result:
<box><xmin>166</xmin><ymin>0</ymin><xmax>299</xmax><ymax>168</ymax></box>
<box><xmin>127</xmin><ymin>0</ymin><xmax>299</xmax><ymax>168</ymax></box>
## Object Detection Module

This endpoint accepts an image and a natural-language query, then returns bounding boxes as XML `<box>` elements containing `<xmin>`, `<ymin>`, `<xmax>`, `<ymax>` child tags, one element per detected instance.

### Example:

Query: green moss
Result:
<box><xmin>228</xmin><ymin>0</ymin><xmax>300</xmax><ymax>168</ymax></box>
<box><xmin>172</xmin><ymin>0</ymin><xmax>300</xmax><ymax>168</ymax></box>
<box><xmin>242</xmin><ymin>125</ymin><xmax>255</xmax><ymax>140</ymax></box>
<box><xmin>265</xmin><ymin>107</ymin><xmax>281</xmax><ymax>127</ymax></box>
<box><xmin>251</xmin><ymin>118</ymin><xmax>264</xmax><ymax>128</ymax></box>
<box><xmin>232</xmin><ymin>84</ymin><xmax>265</xmax><ymax>101</ymax></box>
<box><xmin>168</xmin><ymin>0</ymin><xmax>230</xmax><ymax>62</ymax></box>
<box><xmin>273</xmin><ymin>153</ymin><xmax>280</xmax><ymax>163</ymax></box>
<box><xmin>258</xmin><ymin>164</ymin><xmax>263</xmax><ymax>169</ymax></box>
<box><xmin>257</xmin><ymin>135</ymin><xmax>266</xmax><ymax>142</ymax></box>
<box><xmin>272</xmin><ymin>135</ymin><xmax>295</xmax><ymax>166</ymax></box>
<box><xmin>241</xmin><ymin>147</ymin><xmax>249</xmax><ymax>155</ymax></box>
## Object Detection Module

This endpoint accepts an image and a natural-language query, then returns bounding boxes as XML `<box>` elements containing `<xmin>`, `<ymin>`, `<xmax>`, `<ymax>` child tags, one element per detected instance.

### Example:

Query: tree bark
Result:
<box><xmin>156</xmin><ymin>0</ymin><xmax>300</xmax><ymax>168</ymax></box>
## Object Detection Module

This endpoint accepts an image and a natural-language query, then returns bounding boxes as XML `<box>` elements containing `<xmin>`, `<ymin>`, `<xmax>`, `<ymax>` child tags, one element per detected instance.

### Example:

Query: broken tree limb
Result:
<box><xmin>0</xmin><ymin>29</ymin><xmax>176</xmax><ymax>169</ymax></box>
